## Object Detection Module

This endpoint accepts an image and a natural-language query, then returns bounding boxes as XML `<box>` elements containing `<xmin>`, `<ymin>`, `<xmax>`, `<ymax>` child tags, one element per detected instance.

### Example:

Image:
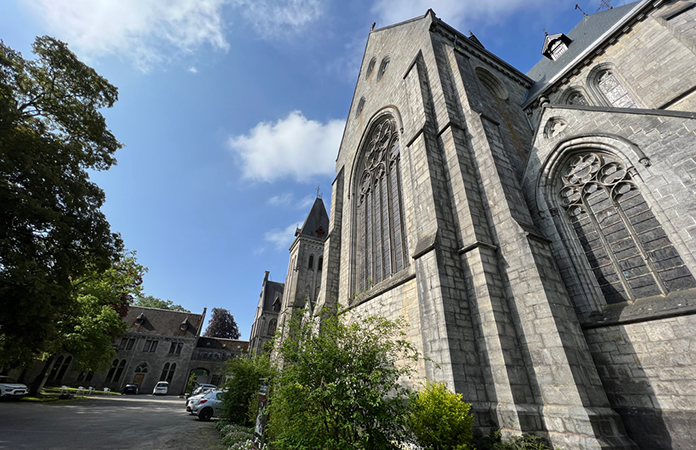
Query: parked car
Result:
<box><xmin>122</xmin><ymin>383</ymin><xmax>140</xmax><ymax>395</ymax></box>
<box><xmin>191</xmin><ymin>389</ymin><xmax>224</xmax><ymax>421</ymax></box>
<box><xmin>152</xmin><ymin>381</ymin><xmax>168</xmax><ymax>395</ymax></box>
<box><xmin>0</xmin><ymin>376</ymin><xmax>28</xmax><ymax>399</ymax></box>
<box><xmin>188</xmin><ymin>383</ymin><xmax>216</xmax><ymax>398</ymax></box>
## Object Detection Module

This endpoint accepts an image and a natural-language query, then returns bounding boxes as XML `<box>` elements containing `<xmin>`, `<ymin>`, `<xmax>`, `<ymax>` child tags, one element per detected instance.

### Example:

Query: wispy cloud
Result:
<box><xmin>22</xmin><ymin>0</ymin><xmax>229</xmax><ymax>71</ymax></box>
<box><xmin>21</xmin><ymin>0</ymin><xmax>326</xmax><ymax>71</ymax></box>
<box><xmin>231</xmin><ymin>0</ymin><xmax>324</xmax><ymax>39</ymax></box>
<box><xmin>372</xmin><ymin>0</ymin><xmax>557</xmax><ymax>30</ymax></box>
<box><xmin>267</xmin><ymin>193</ymin><xmax>314</xmax><ymax>209</ymax></box>
<box><xmin>264</xmin><ymin>221</ymin><xmax>302</xmax><ymax>250</ymax></box>
<box><xmin>228</xmin><ymin>111</ymin><xmax>344</xmax><ymax>183</ymax></box>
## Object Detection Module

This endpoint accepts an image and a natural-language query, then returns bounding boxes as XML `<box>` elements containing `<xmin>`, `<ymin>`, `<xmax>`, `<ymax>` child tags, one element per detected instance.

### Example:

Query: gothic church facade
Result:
<box><xmin>309</xmin><ymin>1</ymin><xmax>696</xmax><ymax>448</ymax></box>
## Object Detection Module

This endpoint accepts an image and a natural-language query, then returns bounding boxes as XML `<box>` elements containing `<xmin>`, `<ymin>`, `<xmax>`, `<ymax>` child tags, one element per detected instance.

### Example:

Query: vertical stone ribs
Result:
<box><xmin>559</xmin><ymin>152</ymin><xmax>696</xmax><ymax>304</ymax></box>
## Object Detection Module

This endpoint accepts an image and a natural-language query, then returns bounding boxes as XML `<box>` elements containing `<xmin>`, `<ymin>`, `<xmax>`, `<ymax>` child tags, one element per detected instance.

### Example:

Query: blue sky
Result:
<box><xmin>1</xmin><ymin>0</ymin><xmax>610</xmax><ymax>338</ymax></box>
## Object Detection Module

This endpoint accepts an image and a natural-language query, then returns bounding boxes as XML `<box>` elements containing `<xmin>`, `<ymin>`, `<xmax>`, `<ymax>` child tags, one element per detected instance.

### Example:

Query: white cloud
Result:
<box><xmin>267</xmin><ymin>193</ymin><xmax>314</xmax><ymax>209</ymax></box>
<box><xmin>188</xmin><ymin>66</ymin><xmax>198</xmax><ymax>73</ymax></box>
<box><xmin>21</xmin><ymin>0</ymin><xmax>326</xmax><ymax>71</ymax></box>
<box><xmin>264</xmin><ymin>222</ymin><xmax>302</xmax><ymax>250</ymax></box>
<box><xmin>229</xmin><ymin>111</ymin><xmax>345</xmax><ymax>183</ymax></box>
<box><xmin>371</xmin><ymin>0</ymin><xmax>555</xmax><ymax>30</ymax></box>
<box><xmin>22</xmin><ymin>0</ymin><xmax>229</xmax><ymax>71</ymax></box>
<box><xmin>231</xmin><ymin>0</ymin><xmax>324</xmax><ymax>38</ymax></box>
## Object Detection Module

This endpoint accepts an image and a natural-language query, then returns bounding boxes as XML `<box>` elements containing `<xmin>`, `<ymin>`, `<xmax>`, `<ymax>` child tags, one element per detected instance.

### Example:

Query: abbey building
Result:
<box><xmin>283</xmin><ymin>1</ymin><xmax>696</xmax><ymax>448</ymax></box>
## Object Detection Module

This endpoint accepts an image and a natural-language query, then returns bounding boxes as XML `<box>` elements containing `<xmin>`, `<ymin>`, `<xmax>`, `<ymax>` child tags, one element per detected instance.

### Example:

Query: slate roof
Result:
<box><xmin>262</xmin><ymin>280</ymin><xmax>285</xmax><ymax>311</ymax></box>
<box><xmin>297</xmin><ymin>197</ymin><xmax>329</xmax><ymax>240</ymax></box>
<box><xmin>524</xmin><ymin>1</ymin><xmax>644</xmax><ymax>106</ymax></box>
<box><xmin>124</xmin><ymin>306</ymin><xmax>203</xmax><ymax>338</ymax></box>
<box><xmin>196</xmin><ymin>336</ymin><xmax>249</xmax><ymax>352</ymax></box>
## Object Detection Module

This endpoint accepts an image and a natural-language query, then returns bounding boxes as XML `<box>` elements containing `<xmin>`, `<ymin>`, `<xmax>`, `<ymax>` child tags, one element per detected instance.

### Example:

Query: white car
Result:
<box><xmin>0</xmin><ymin>376</ymin><xmax>28</xmax><ymax>399</ymax></box>
<box><xmin>192</xmin><ymin>389</ymin><xmax>224</xmax><ymax>421</ymax></box>
<box><xmin>152</xmin><ymin>381</ymin><xmax>168</xmax><ymax>395</ymax></box>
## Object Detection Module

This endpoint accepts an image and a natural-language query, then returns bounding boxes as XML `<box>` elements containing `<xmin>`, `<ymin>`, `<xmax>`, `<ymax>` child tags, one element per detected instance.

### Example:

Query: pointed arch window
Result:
<box><xmin>267</xmin><ymin>318</ymin><xmax>277</xmax><ymax>336</ymax></box>
<box><xmin>308</xmin><ymin>255</ymin><xmax>314</xmax><ymax>270</ymax></box>
<box><xmin>113</xmin><ymin>360</ymin><xmax>126</xmax><ymax>382</ymax></box>
<box><xmin>160</xmin><ymin>363</ymin><xmax>170</xmax><ymax>381</ymax></box>
<box><xmin>558</xmin><ymin>152</ymin><xmax>696</xmax><ymax>304</ymax></box>
<box><xmin>355</xmin><ymin>117</ymin><xmax>408</xmax><ymax>293</ymax></box>
<box><xmin>590</xmin><ymin>66</ymin><xmax>637</xmax><ymax>108</ymax></box>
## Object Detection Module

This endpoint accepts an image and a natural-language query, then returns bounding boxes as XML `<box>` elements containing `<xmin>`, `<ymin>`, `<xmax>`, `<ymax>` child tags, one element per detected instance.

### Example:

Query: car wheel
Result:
<box><xmin>198</xmin><ymin>408</ymin><xmax>213</xmax><ymax>421</ymax></box>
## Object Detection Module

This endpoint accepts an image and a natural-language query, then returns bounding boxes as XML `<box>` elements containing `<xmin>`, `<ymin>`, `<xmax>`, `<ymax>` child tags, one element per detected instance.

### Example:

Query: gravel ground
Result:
<box><xmin>0</xmin><ymin>395</ymin><xmax>225</xmax><ymax>450</ymax></box>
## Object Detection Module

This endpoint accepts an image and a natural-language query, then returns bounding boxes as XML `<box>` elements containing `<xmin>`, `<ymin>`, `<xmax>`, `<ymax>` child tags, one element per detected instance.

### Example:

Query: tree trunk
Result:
<box><xmin>28</xmin><ymin>355</ymin><xmax>55</xmax><ymax>397</ymax></box>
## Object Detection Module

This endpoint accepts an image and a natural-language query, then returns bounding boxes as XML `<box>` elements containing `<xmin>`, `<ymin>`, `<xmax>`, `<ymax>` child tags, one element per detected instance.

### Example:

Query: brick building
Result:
<box><xmin>302</xmin><ymin>1</ymin><xmax>696</xmax><ymax>449</ymax></box>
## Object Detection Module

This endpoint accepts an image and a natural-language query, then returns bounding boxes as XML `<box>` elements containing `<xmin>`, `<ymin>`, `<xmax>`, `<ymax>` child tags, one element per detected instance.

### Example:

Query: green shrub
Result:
<box><xmin>408</xmin><ymin>381</ymin><xmax>474</xmax><ymax>450</ymax></box>
<box><xmin>475</xmin><ymin>427</ymin><xmax>553</xmax><ymax>450</ymax></box>
<box><xmin>268</xmin><ymin>313</ymin><xmax>418</xmax><ymax>450</ymax></box>
<box><xmin>221</xmin><ymin>353</ymin><xmax>274</xmax><ymax>426</ymax></box>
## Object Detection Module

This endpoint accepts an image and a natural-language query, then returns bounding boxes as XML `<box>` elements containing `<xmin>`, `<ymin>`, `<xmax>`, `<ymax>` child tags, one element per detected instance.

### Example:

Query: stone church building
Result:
<box><xmin>296</xmin><ymin>1</ymin><xmax>696</xmax><ymax>448</ymax></box>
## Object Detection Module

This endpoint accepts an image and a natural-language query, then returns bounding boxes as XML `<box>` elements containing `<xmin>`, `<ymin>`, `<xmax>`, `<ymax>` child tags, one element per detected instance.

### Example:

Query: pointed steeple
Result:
<box><xmin>297</xmin><ymin>197</ymin><xmax>329</xmax><ymax>240</ymax></box>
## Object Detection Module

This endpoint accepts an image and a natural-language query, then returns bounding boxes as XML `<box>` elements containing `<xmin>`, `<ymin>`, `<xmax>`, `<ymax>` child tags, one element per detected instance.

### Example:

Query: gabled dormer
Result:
<box><xmin>542</xmin><ymin>32</ymin><xmax>572</xmax><ymax>60</ymax></box>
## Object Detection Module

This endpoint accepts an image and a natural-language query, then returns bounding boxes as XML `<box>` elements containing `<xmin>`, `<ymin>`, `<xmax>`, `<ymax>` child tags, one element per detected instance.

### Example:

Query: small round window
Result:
<box><xmin>365</xmin><ymin>57</ymin><xmax>377</xmax><ymax>79</ymax></box>
<box><xmin>377</xmin><ymin>56</ymin><xmax>390</xmax><ymax>81</ymax></box>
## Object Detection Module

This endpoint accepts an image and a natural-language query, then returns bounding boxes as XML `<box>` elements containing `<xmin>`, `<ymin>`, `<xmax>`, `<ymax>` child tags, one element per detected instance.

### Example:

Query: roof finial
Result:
<box><xmin>316</xmin><ymin>185</ymin><xmax>322</xmax><ymax>199</ymax></box>
<box><xmin>575</xmin><ymin>4</ymin><xmax>588</xmax><ymax>17</ymax></box>
<box><xmin>544</xmin><ymin>29</ymin><xmax>549</xmax><ymax>36</ymax></box>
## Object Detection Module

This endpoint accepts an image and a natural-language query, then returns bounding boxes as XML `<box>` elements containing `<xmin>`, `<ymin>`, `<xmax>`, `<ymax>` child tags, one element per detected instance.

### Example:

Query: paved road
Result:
<box><xmin>0</xmin><ymin>395</ymin><xmax>225</xmax><ymax>450</ymax></box>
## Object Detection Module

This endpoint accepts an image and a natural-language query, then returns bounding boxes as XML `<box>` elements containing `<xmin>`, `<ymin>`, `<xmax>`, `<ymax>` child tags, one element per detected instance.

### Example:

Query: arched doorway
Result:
<box><xmin>189</xmin><ymin>368</ymin><xmax>210</xmax><ymax>385</ymax></box>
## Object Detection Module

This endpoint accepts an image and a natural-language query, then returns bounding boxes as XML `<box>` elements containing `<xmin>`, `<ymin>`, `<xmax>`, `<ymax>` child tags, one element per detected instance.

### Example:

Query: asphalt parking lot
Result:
<box><xmin>0</xmin><ymin>395</ymin><xmax>224</xmax><ymax>450</ymax></box>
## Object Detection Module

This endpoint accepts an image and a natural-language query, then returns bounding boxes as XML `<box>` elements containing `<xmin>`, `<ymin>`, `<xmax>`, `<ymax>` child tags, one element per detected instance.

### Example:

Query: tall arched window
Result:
<box><xmin>166</xmin><ymin>363</ymin><xmax>176</xmax><ymax>383</ymax></box>
<box><xmin>558</xmin><ymin>152</ymin><xmax>696</xmax><ymax>304</ymax></box>
<box><xmin>48</xmin><ymin>356</ymin><xmax>64</xmax><ymax>382</ymax></box>
<box><xmin>113</xmin><ymin>360</ymin><xmax>126</xmax><ymax>382</ymax></box>
<box><xmin>355</xmin><ymin>117</ymin><xmax>408</xmax><ymax>292</ymax></box>
<box><xmin>55</xmin><ymin>356</ymin><xmax>72</xmax><ymax>381</ymax></box>
<box><xmin>308</xmin><ymin>255</ymin><xmax>314</xmax><ymax>270</ymax></box>
<box><xmin>105</xmin><ymin>359</ymin><xmax>119</xmax><ymax>382</ymax></box>
<box><xmin>160</xmin><ymin>363</ymin><xmax>170</xmax><ymax>381</ymax></box>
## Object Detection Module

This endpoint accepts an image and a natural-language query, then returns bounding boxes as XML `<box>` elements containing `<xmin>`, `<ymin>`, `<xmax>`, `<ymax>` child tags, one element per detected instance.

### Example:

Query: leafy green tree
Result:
<box><xmin>0</xmin><ymin>36</ymin><xmax>123</xmax><ymax>367</ymax></box>
<box><xmin>29</xmin><ymin>251</ymin><xmax>145</xmax><ymax>394</ymax></box>
<box><xmin>221</xmin><ymin>353</ymin><xmax>275</xmax><ymax>426</ymax></box>
<box><xmin>204</xmin><ymin>307</ymin><xmax>241</xmax><ymax>339</ymax></box>
<box><xmin>133</xmin><ymin>295</ymin><xmax>190</xmax><ymax>312</ymax></box>
<box><xmin>268</xmin><ymin>313</ymin><xmax>418</xmax><ymax>450</ymax></box>
<box><xmin>409</xmin><ymin>382</ymin><xmax>474</xmax><ymax>450</ymax></box>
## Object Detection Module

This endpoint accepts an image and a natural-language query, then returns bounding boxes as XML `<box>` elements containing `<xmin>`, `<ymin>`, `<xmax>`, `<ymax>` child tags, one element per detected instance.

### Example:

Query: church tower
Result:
<box><xmin>277</xmin><ymin>197</ymin><xmax>329</xmax><ymax>341</ymax></box>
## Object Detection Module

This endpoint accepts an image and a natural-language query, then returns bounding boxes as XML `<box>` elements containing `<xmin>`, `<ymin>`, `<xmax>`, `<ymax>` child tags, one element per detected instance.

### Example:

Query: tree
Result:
<box><xmin>204</xmin><ymin>308</ymin><xmax>241</xmax><ymax>339</ymax></box>
<box><xmin>221</xmin><ymin>353</ymin><xmax>275</xmax><ymax>426</ymax></box>
<box><xmin>29</xmin><ymin>251</ymin><xmax>145</xmax><ymax>395</ymax></box>
<box><xmin>133</xmin><ymin>295</ymin><xmax>190</xmax><ymax>312</ymax></box>
<box><xmin>268</xmin><ymin>313</ymin><xmax>418</xmax><ymax>450</ymax></box>
<box><xmin>0</xmin><ymin>36</ymin><xmax>123</xmax><ymax>367</ymax></box>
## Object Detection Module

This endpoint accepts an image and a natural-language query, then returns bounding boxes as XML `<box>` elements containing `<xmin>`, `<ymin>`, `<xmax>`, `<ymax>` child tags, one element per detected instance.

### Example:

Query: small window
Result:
<box><xmin>376</xmin><ymin>56</ymin><xmax>390</xmax><ymax>81</ymax></box>
<box><xmin>48</xmin><ymin>356</ymin><xmax>64</xmax><ymax>381</ymax></box>
<box><xmin>268</xmin><ymin>318</ymin><xmax>278</xmax><ymax>336</ymax></box>
<box><xmin>175</xmin><ymin>343</ymin><xmax>183</xmax><ymax>355</ymax></box>
<box><xmin>318</xmin><ymin>256</ymin><xmax>323</xmax><ymax>271</ymax></box>
<box><xmin>126</xmin><ymin>338</ymin><xmax>135</xmax><ymax>350</ymax></box>
<box><xmin>308</xmin><ymin>255</ymin><xmax>314</xmax><ymax>270</ymax></box>
<box><xmin>119</xmin><ymin>338</ymin><xmax>128</xmax><ymax>350</ymax></box>
<box><xmin>143</xmin><ymin>340</ymin><xmax>158</xmax><ymax>352</ymax></box>
<box><xmin>169</xmin><ymin>342</ymin><xmax>176</xmax><ymax>354</ymax></box>
<box><xmin>355</xmin><ymin>97</ymin><xmax>366</xmax><ymax>118</ymax></box>
<box><xmin>365</xmin><ymin>56</ymin><xmax>376</xmax><ymax>79</ymax></box>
